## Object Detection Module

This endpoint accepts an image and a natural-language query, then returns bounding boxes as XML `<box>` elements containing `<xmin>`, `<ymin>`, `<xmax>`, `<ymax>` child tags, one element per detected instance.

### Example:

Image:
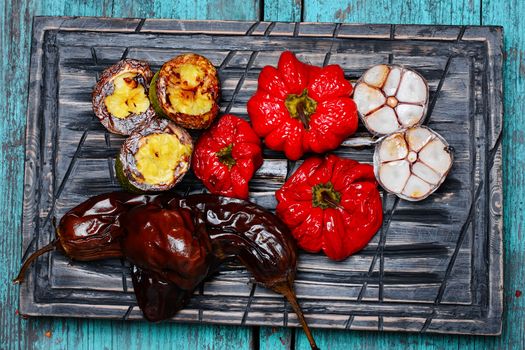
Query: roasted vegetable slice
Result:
<box><xmin>92</xmin><ymin>59</ymin><xmax>155</xmax><ymax>135</ymax></box>
<box><xmin>116</xmin><ymin>119</ymin><xmax>193</xmax><ymax>192</ymax></box>
<box><xmin>353</xmin><ymin>64</ymin><xmax>429</xmax><ymax>135</ymax></box>
<box><xmin>374</xmin><ymin>126</ymin><xmax>453</xmax><ymax>201</ymax></box>
<box><xmin>149</xmin><ymin>53</ymin><xmax>220</xmax><ymax>129</ymax></box>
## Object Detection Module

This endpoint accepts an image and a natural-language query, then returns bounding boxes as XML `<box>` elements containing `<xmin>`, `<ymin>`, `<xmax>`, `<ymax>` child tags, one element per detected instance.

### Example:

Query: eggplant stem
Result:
<box><xmin>276</xmin><ymin>282</ymin><xmax>319</xmax><ymax>350</ymax></box>
<box><xmin>13</xmin><ymin>240</ymin><xmax>57</xmax><ymax>284</ymax></box>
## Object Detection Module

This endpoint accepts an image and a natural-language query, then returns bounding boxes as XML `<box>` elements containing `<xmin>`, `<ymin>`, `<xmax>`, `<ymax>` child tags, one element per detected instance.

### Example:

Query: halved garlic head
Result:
<box><xmin>374</xmin><ymin>126</ymin><xmax>453</xmax><ymax>201</ymax></box>
<box><xmin>354</xmin><ymin>65</ymin><xmax>429</xmax><ymax>135</ymax></box>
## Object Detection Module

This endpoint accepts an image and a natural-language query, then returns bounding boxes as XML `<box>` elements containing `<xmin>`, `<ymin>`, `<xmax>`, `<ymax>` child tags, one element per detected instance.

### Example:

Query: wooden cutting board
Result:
<box><xmin>19</xmin><ymin>16</ymin><xmax>503</xmax><ymax>335</ymax></box>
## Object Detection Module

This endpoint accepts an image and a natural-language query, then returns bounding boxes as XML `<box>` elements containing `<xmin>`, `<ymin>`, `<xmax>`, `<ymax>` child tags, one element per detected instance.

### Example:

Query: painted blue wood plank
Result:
<box><xmin>2</xmin><ymin>1</ymin><xmax>522</xmax><ymax>350</ymax></box>
<box><xmin>0</xmin><ymin>0</ymin><xmax>34</xmax><ymax>348</ymax></box>
<box><xmin>0</xmin><ymin>1</ymin><xmax>259</xmax><ymax>350</ymax></box>
<box><xmin>303</xmin><ymin>0</ymin><xmax>480</xmax><ymax>25</ymax></box>
<box><xmin>264</xmin><ymin>0</ymin><xmax>302</xmax><ymax>22</ymax></box>
<box><xmin>258</xmin><ymin>0</ymin><xmax>301</xmax><ymax>347</ymax></box>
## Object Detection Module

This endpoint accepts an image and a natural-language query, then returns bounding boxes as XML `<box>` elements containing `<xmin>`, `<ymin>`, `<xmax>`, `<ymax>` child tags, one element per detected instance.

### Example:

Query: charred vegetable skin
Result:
<box><xmin>150</xmin><ymin>53</ymin><xmax>220</xmax><ymax>129</ymax></box>
<box><xmin>183</xmin><ymin>194</ymin><xmax>319</xmax><ymax>350</ymax></box>
<box><xmin>116</xmin><ymin>118</ymin><xmax>193</xmax><ymax>193</ymax></box>
<box><xmin>276</xmin><ymin>154</ymin><xmax>383</xmax><ymax>261</ymax></box>
<box><xmin>13</xmin><ymin>192</ymin><xmax>139</xmax><ymax>283</ymax></box>
<box><xmin>92</xmin><ymin>59</ymin><xmax>155</xmax><ymax>135</ymax></box>
<box><xmin>192</xmin><ymin>114</ymin><xmax>263</xmax><ymax>199</ymax></box>
<box><xmin>247</xmin><ymin>51</ymin><xmax>358</xmax><ymax>160</ymax></box>
<box><xmin>15</xmin><ymin>192</ymin><xmax>318</xmax><ymax>350</ymax></box>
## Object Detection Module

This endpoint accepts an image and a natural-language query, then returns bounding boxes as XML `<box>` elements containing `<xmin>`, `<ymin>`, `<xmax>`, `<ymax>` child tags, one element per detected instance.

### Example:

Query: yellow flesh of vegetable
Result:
<box><xmin>167</xmin><ymin>64</ymin><xmax>213</xmax><ymax>116</ymax></box>
<box><xmin>104</xmin><ymin>72</ymin><xmax>150</xmax><ymax>119</ymax></box>
<box><xmin>134</xmin><ymin>133</ymin><xmax>191</xmax><ymax>185</ymax></box>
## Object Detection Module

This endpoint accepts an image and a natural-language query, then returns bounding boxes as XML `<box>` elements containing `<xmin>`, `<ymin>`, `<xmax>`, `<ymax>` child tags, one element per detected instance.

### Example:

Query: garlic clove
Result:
<box><xmin>373</xmin><ymin>126</ymin><xmax>453</xmax><ymax>201</ymax></box>
<box><xmin>378</xmin><ymin>133</ymin><xmax>408</xmax><ymax>162</ymax></box>
<box><xmin>378</xmin><ymin>160</ymin><xmax>410</xmax><ymax>194</ymax></box>
<box><xmin>356</xmin><ymin>65</ymin><xmax>429</xmax><ymax>136</ymax></box>
<box><xmin>396</xmin><ymin>104</ymin><xmax>425</xmax><ymax>127</ymax></box>
<box><xmin>418</xmin><ymin>138</ymin><xmax>453</xmax><ymax>175</ymax></box>
<box><xmin>383</xmin><ymin>67</ymin><xmax>402</xmax><ymax>97</ymax></box>
<box><xmin>396</xmin><ymin>70</ymin><xmax>428</xmax><ymax>104</ymax></box>
<box><xmin>412</xmin><ymin>161</ymin><xmax>441</xmax><ymax>185</ymax></box>
<box><xmin>366</xmin><ymin>106</ymin><xmax>400</xmax><ymax>135</ymax></box>
<box><xmin>406</xmin><ymin>126</ymin><xmax>433</xmax><ymax>152</ymax></box>
<box><xmin>401</xmin><ymin>175</ymin><xmax>433</xmax><ymax>200</ymax></box>
<box><xmin>363</xmin><ymin>64</ymin><xmax>390</xmax><ymax>88</ymax></box>
<box><xmin>353</xmin><ymin>83</ymin><xmax>386</xmax><ymax>116</ymax></box>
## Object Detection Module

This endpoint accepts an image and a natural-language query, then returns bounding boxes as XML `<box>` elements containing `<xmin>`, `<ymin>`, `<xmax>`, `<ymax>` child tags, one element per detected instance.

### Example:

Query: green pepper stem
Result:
<box><xmin>312</xmin><ymin>182</ymin><xmax>342</xmax><ymax>210</ymax></box>
<box><xmin>296</xmin><ymin>102</ymin><xmax>310</xmax><ymax>130</ymax></box>
<box><xmin>216</xmin><ymin>144</ymin><xmax>236</xmax><ymax>170</ymax></box>
<box><xmin>285</xmin><ymin>89</ymin><xmax>317</xmax><ymax>130</ymax></box>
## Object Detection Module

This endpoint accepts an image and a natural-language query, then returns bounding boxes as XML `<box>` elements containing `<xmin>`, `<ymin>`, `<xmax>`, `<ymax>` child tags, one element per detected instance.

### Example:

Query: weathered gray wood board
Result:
<box><xmin>20</xmin><ymin>17</ymin><xmax>503</xmax><ymax>335</ymax></box>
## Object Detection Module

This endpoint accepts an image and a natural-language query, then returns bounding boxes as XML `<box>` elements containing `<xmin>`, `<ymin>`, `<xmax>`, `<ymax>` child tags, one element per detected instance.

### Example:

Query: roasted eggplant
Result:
<box><xmin>92</xmin><ymin>59</ymin><xmax>156</xmax><ymax>135</ymax></box>
<box><xmin>149</xmin><ymin>53</ymin><xmax>220</xmax><ymax>129</ymax></box>
<box><xmin>116</xmin><ymin>118</ymin><xmax>193</xmax><ymax>193</ymax></box>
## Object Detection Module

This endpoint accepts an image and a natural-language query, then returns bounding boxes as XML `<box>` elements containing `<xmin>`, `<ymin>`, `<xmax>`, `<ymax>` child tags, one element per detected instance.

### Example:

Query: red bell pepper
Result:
<box><xmin>192</xmin><ymin>114</ymin><xmax>263</xmax><ymax>199</ymax></box>
<box><xmin>247</xmin><ymin>51</ymin><xmax>358</xmax><ymax>160</ymax></box>
<box><xmin>275</xmin><ymin>154</ymin><xmax>383</xmax><ymax>260</ymax></box>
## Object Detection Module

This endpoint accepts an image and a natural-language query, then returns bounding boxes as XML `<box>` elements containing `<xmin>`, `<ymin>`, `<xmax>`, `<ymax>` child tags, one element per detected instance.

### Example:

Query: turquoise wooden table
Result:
<box><xmin>0</xmin><ymin>0</ymin><xmax>522</xmax><ymax>349</ymax></box>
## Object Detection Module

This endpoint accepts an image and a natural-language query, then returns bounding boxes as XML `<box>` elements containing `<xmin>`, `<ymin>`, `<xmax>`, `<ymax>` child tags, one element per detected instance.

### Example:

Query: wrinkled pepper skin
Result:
<box><xmin>247</xmin><ymin>51</ymin><xmax>358</xmax><ymax>160</ymax></box>
<box><xmin>121</xmin><ymin>198</ymin><xmax>212</xmax><ymax>291</ymax></box>
<box><xmin>192</xmin><ymin>114</ymin><xmax>263</xmax><ymax>199</ymax></box>
<box><xmin>15</xmin><ymin>192</ymin><xmax>319</xmax><ymax>350</ymax></box>
<box><xmin>131</xmin><ymin>265</ymin><xmax>192</xmax><ymax>322</ymax></box>
<box><xmin>56</xmin><ymin>192</ymin><xmax>137</xmax><ymax>260</ymax></box>
<box><xmin>13</xmin><ymin>192</ymin><xmax>139</xmax><ymax>283</ymax></box>
<box><xmin>182</xmin><ymin>194</ymin><xmax>297</xmax><ymax>289</ymax></box>
<box><xmin>276</xmin><ymin>154</ymin><xmax>383</xmax><ymax>261</ymax></box>
<box><xmin>182</xmin><ymin>194</ymin><xmax>318</xmax><ymax>350</ymax></box>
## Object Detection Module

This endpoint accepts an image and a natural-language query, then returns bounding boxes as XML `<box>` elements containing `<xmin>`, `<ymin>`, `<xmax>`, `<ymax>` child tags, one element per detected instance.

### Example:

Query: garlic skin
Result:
<box><xmin>354</xmin><ymin>65</ymin><xmax>429</xmax><ymax>136</ymax></box>
<box><xmin>373</xmin><ymin>126</ymin><xmax>453</xmax><ymax>201</ymax></box>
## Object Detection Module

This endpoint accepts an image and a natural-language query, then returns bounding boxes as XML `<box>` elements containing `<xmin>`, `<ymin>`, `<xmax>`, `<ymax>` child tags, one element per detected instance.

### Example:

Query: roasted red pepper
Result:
<box><xmin>192</xmin><ymin>114</ymin><xmax>263</xmax><ymax>199</ymax></box>
<box><xmin>247</xmin><ymin>51</ymin><xmax>358</xmax><ymax>160</ymax></box>
<box><xmin>276</xmin><ymin>154</ymin><xmax>383</xmax><ymax>260</ymax></box>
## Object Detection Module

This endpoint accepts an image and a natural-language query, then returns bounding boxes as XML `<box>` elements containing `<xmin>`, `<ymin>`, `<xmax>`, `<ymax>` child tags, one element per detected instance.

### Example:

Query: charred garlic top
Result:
<box><xmin>374</xmin><ymin>126</ymin><xmax>453</xmax><ymax>201</ymax></box>
<box><xmin>354</xmin><ymin>65</ymin><xmax>429</xmax><ymax>135</ymax></box>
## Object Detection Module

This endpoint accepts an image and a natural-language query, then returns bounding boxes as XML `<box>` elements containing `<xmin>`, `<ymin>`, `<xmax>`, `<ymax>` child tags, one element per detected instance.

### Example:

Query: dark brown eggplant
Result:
<box><xmin>15</xmin><ymin>192</ymin><xmax>318</xmax><ymax>350</ymax></box>
<box><xmin>13</xmin><ymin>192</ymin><xmax>138</xmax><ymax>284</ymax></box>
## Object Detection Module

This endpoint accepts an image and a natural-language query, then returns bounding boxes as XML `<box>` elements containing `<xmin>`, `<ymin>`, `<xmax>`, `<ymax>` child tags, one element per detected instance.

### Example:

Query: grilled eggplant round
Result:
<box><xmin>116</xmin><ymin>118</ymin><xmax>193</xmax><ymax>193</ymax></box>
<box><xmin>93</xmin><ymin>59</ymin><xmax>156</xmax><ymax>135</ymax></box>
<box><xmin>149</xmin><ymin>53</ymin><xmax>220</xmax><ymax>129</ymax></box>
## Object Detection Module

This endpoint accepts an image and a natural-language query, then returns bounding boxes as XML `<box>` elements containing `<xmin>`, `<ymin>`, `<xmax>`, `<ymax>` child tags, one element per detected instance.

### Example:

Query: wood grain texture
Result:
<box><xmin>292</xmin><ymin>1</ymin><xmax>519</xmax><ymax>350</ymax></box>
<box><xmin>0</xmin><ymin>2</ymin><xmax>258</xmax><ymax>350</ymax></box>
<box><xmin>0</xmin><ymin>1</ymin><xmax>520</xmax><ymax>350</ymax></box>
<box><xmin>303</xmin><ymin>0</ymin><xmax>480</xmax><ymax>25</ymax></box>
<box><xmin>19</xmin><ymin>14</ymin><xmax>502</xmax><ymax>343</ymax></box>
